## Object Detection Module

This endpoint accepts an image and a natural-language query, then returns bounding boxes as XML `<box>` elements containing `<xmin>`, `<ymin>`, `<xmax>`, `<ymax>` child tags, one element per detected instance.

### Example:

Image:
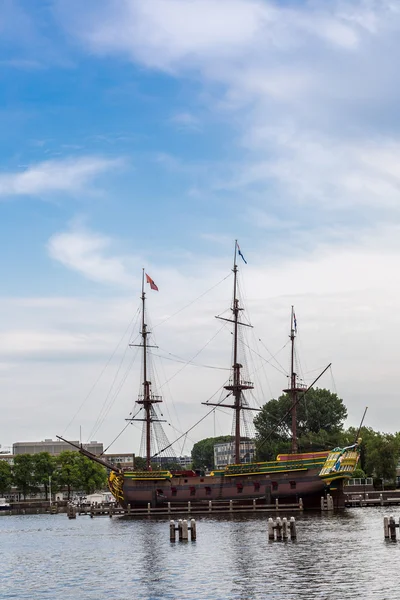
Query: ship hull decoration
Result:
<box><xmin>109</xmin><ymin>445</ymin><xmax>359</xmax><ymax>509</ymax></box>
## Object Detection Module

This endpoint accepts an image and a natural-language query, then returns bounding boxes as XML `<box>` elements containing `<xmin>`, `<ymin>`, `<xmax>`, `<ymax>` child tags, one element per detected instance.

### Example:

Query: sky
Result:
<box><xmin>1</xmin><ymin>0</ymin><xmax>400</xmax><ymax>456</ymax></box>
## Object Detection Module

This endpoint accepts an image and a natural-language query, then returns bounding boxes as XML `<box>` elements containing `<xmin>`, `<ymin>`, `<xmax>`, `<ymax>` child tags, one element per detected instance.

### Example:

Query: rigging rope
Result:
<box><xmin>62</xmin><ymin>308</ymin><xmax>140</xmax><ymax>437</ymax></box>
<box><xmin>150</xmin><ymin>383</ymin><xmax>232</xmax><ymax>459</ymax></box>
<box><xmin>153</xmin><ymin>272</ymin><xmax>231</xmax><ymax>329</ymax></box>
<box><xmin>157</xmin><ymin>321</ymin><xmax>229</xmax><ymax>391</ymax></box>
<box><xmin>89</xmin><ymin>348</ymin><xmax>139</xmax><ymax>440</ymax></box>
<box><xmin>101</xmin><ymin>407</ymin><xmax>143</xmax><ymax>454</ymax></box>
<box><xmin>148</xmin><ymin>349</ymin><xmax>230</xmax><ymax>371</ymax></box>
<box><xmin>257</xmin><ymin>363</ymin><xmax>331</xmax><ymax>451</ymax></box>
<box><xmin>243</xmin><ymin>339</ymin><xmax>289</xmax><ymax>376</ymax></box>
<box><xmin>258</xmin><ymin>337</ymin><xmax>289</xmax><ymax>375</ymax></box>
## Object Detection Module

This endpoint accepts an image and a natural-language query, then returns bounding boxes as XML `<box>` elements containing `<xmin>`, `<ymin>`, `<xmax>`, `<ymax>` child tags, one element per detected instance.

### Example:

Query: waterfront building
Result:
<box><xmin>13</xmin><ymin>439</ymin><xmax>103</xmax><ymax>456</ymax></box>
<box><xmin>149</xmin><ymin>455</ymin><xmax>193</xmax><ymax>469</ymax></box>
<box><xmin>214</xmin><ymin>440</ymin><xmax>256</xmax><ymax>468</ymax></box>
<box><xmin>104</xmin><ymin>453</ymin><xmax>135</xmax><ymax>469</ymax></box>
<box><xmin>0</xmin><ymin>453</ymin><xmax>14</xmax><ymax>466</ymax></box>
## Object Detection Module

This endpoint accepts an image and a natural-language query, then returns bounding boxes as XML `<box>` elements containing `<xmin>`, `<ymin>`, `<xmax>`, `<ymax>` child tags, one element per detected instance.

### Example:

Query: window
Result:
<box><xmin>272</xmin><ymin>481</ymin><xmax>278</xmax><ymax>491</ymax></box>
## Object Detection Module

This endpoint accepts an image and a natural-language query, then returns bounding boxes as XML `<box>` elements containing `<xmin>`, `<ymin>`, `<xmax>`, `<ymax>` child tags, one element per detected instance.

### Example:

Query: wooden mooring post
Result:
<box><xmin>384</xmin><ymin>515</ymin><xmax>399</xmax><ymax>540</ymax></box>
<box><xmin>321</xmin><ymin>494</ymin><xmax>334</xmax><ymax>511</ymax></box>
<box><xmin>170</xmin><ymin>519</ymin><xmax>197</xmax><ymax>542</ymax></box>
<box><xmin>268</xmin><ymin>516</ymin><xmax>297</xmax><ymax>541</ymax></box>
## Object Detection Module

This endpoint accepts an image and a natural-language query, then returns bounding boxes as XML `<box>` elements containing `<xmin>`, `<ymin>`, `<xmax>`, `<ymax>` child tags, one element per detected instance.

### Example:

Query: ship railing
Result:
<box><xmin>118</xmin><ymin>498</ymin><xmax>303</xmax><ymax>516</ymax></box>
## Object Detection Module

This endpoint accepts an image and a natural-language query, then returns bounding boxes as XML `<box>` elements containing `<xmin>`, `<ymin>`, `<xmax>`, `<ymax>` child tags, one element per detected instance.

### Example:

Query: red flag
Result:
<box><xmin>145</xmin><ymin>273</ymin><xmax>159</xmax><ymax>291</ymax></box>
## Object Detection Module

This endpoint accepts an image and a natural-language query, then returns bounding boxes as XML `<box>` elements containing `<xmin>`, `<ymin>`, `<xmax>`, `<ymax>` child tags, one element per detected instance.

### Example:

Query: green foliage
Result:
<box><xmin>352</xmin><ymin>468</ymin><xmax>367</xmax><ymax>479</ymax></box>
<box><xmin>13</xmin><ymin>455</ymin><xmax>38</xmax><ymax>499</ymax></box>
<box><xmin>337</xmin><ymin>426</ymin><xmax>400</xmax><ymax>483</ymax></box>
<box><xmin>191</xmin><ymin>436</ymin><xmax>233</xmax><ymax>470</ymax></box>
<box><xmin>254</xmin><ymin>388</ymin><xmax>347</xmax><ymax>460</ymax></box>
<box><xmin>33</xmin><ymin>453</ymin><xmax>57</xmax><ymax>500</ymax></box>
<box><xmin>364</xmin><ymin>432</ymin><xmax>400</xmax><ymax>482</ymax></box>
<box><xmin>74</xmin><ymin>454</ymin><xmax>107</xmax><ymax>494</ymax></box>
<box><xmin>57</xmin><ymin>451</ymin><xmax>81</xmax><ymax>499</ymax></box>
<box><xmin>134</xmin><ymin>457</ymin><xmax>146</xmax><ymax>470</ymax></box>
<box><xmin>10</xmin><ymin>451</ymin><xmax>108</xmax><ymax>499</ymax></box>
<box><xmin>0</xmin><ymin>461</ymin><xmax>13</xmax><ymax>495</ymax></box>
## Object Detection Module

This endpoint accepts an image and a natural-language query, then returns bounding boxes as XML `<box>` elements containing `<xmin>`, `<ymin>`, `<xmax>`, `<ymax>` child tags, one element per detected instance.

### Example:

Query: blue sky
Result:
<box><xmin>2</xmin><ymin>0</ymin><xmax>400</xmax><ymax>453</ymax></box>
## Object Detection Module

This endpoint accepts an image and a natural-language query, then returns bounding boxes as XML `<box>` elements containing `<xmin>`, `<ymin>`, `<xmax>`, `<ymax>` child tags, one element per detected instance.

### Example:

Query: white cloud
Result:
<box><xmin>229</xmin><ymin>129</ymin><xmax>400</xmax><ymax>210</ymax></box>
<box><xmin>56</xmin><ymin>0</ymin><xmax>375</xmax><ymax>71</ymax></box>
<box><xmin>47</xmin><ymin>227</ymin><xmax>135</xmax><ymax>287</ymax></box>
<box><xmin>54</xmin><ymin>0</ymin><xmax>400</xmax><ymax>219</ymax></box>
<box><xmin>3</xmin><ymin>226</ymin><xmax>400</xmax><ymax>449</ymax></box>
<box><xmin>170</xmin><ymin>112</ymin><xmax>201</xmax><ymax>132</ymax></box>
<box><xmin>5</xmin><ymin>0</ymin><xmax>400</xmax><ymax>450</ymax></box>
<box><xmin>0</xmin><ymin>156</ymin><xmax>122</xmax><ymax>197</ymax></box>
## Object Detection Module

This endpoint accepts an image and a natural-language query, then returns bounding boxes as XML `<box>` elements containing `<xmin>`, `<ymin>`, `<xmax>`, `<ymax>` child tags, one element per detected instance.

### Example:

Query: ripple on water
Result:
<box><xmin>0</xmin><ymin>509</ymin><xmax>398</xmax><ymax>599</ymax></box>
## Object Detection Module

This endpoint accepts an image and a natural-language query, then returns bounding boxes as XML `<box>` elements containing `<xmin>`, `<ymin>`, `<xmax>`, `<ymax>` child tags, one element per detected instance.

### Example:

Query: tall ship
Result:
<box><xmin>60</xmin><ymin>242</ymin><xmax>359</xmax><ymax>509</ymax></box>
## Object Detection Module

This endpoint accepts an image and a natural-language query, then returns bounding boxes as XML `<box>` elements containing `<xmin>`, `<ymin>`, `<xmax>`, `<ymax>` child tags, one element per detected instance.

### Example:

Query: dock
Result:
<box><xmin>345</xmin><ymin>493</ymin><xmax>400</xmax><ymax>507</ymax></box>
<box><xmin>75</xmin><ymin>498</ymin><xmax>304</xmax><ymax>518</ymax></box>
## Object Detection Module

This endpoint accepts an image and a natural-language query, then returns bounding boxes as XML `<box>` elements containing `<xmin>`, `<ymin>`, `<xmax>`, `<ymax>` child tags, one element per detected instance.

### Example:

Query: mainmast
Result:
<box><xmin>128</xmin><ymin>269</ymin><xmax>164</xmax><ymax>470</ymax></box>
<box><xmin>283</xmin><ymin>307</ymin><xmax>307</xmax><ymax>454</ymax></box>
<box><xmin>203</xmin><ymin>241</ymin><xmax>257</xmax><ymax>464</ymax></box>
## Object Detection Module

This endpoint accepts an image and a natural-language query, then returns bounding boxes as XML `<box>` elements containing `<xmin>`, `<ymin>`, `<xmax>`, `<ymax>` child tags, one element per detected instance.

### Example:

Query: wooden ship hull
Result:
<box><xmin>109</xmin><ymin>448</ymin><xmax>359</xmax><ymax>509</ymax></box>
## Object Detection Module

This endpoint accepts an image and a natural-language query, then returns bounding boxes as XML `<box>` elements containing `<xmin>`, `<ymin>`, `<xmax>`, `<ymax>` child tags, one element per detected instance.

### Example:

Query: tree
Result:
<box><xmin>191</xmin><ymin>436</ymin><xmax>233</xmax><ymax>470</ymax></box>
<box><xmin>57</xmin><ymin>451</ymin><xmax>81</xmax><ymax>500</ymax></box>
<box><xmin>254</xmin><ymin>388</ymin><xmax>348</xmax><ymax>460</ymax></box>
<box><xmin>13</xmin><ymin>455</ymin><xmax>38</xmax><ymax>500</ymax></box>
<box><xmin>33</xmin><ymin>453</ymin><xmax>57</xmax><ymax>501</ymax></box>
<box><xmin>74</xmin><ymin>454</ymin><xmax>107</xmax><ymax>495</ymax></box>
<box><xmin>365</xmin><ymin>432</ymin><xmax>400</xmax><ymax>484</ymax></box>
<box><xmin>0</xmin><ymin>461</ymin><xmax>12</xmax><ymax>495</ymax></box>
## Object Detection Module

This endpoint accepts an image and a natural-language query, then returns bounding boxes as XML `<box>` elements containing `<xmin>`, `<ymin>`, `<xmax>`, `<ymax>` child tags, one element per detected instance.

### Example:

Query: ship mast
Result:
<box><xmin>283</xmin><ymin>306</ymin><xmax>307</xmax><ymax>454</ymax></box>
<box><xmin>203</xmin><ymin>241</ymin><xmax>257</xmax><ymax>464</ymax></box>
<box><xmin>128</xmin><ymin>269</ymin><xmax>164</xmax><ymax>470</ymax></box>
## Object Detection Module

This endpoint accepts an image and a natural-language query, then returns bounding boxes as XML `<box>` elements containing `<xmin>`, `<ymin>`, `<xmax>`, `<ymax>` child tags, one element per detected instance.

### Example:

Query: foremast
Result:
<box><xmin>283</xmin><ymin>306</ymin><xmax>307</xmax><ymax>454</ymax></box>
<box><xmin>128</xmin><ymin>269</ymin><xmax>164</xmax><ymax>470</ymax></box>
<box><xmin>203</xmin><ymin>241</ymin><xmax>256</xmax><ymax>464</ymax></box>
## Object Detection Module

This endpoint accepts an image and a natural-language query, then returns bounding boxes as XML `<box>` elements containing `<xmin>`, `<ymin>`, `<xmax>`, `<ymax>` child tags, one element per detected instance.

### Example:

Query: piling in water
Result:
<box><xmin>268</xmin><ymin>516</ymin><xmax>297</xmax><ymax>541</ymax></box>
<box><xmin>190</xmin><ymin>519</ymin><xmax>197</xmax><ymax>541</ymax></box>
<box><xmin>290</xmin><ymin>516</ymin><xmax>297</xmax><ymax>540</ymax></box>
<box><xmin>389</xmin><ymin>516</ymin><xmax>397</xmax><ymax>541</ymax></box>
<box><xmin>383</xmin><ymin>515</ymin><xmax>399</xmax><ymax>540</ymax></box>
<box><xmin>268</xmin><ymin>518</ymin><xmax>274</xmax><ymax>541</ymax></box>
<box><xmin>170</xmin><ymin>519</ymin><xmax>197</xmax><ymax>542</ymax></box>
<box><xmin>170</xmin><ymin>520</ymin><xmax>176</xmax><ymax>542</ymax></box>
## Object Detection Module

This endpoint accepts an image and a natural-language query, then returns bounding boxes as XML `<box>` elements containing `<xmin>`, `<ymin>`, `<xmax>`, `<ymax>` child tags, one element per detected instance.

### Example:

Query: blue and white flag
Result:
<box><xmin>236</xmin><ymin>242</ymin><xmax>247</xmax><ymax>264</ymax></box>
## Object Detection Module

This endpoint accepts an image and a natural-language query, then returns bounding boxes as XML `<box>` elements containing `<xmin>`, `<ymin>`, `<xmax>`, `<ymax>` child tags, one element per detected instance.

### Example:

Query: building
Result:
<box><xmin>146</xmin><ymin>455</ymin><xmax>193</xmax><ymax>469</ymax></box>
<box><xmin>13</xmin><ymin>439</ymin><xmax>103</xmax><ymax>456</ymax></box>
<box><xmin>104</xmin><ymin>453</ymin><xmax>135</xmax><ymax>470</ymax></box>
<box><xmin>0</xmin><ymin>453</ymin><xmax>14</xmax><ymax>466</ymax></box>
<box><xmin>214</xmin><ymin>440</ymin><xmax>256</xmax><ymax>469</ymax></box>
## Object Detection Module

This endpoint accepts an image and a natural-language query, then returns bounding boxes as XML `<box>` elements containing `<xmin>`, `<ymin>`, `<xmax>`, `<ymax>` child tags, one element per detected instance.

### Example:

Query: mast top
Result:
<box><xmin>203</xmin><ymin>240</ymin><xmax>256</xmax><ymax>465</ymax></box>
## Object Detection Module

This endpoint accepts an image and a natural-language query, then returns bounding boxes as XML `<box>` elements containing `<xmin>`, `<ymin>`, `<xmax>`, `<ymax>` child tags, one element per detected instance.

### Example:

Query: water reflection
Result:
<box><xmin>0</xmin><ymin>508</ymin><xmax>399</xmax><ymax>599</ymax></box>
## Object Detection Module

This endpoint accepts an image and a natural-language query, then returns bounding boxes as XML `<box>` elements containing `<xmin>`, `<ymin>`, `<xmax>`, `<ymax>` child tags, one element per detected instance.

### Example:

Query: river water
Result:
<box><xmin>0</xmin><ymin>507</ymin><xmax>396</xmax><ymax>599</ymax></box>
